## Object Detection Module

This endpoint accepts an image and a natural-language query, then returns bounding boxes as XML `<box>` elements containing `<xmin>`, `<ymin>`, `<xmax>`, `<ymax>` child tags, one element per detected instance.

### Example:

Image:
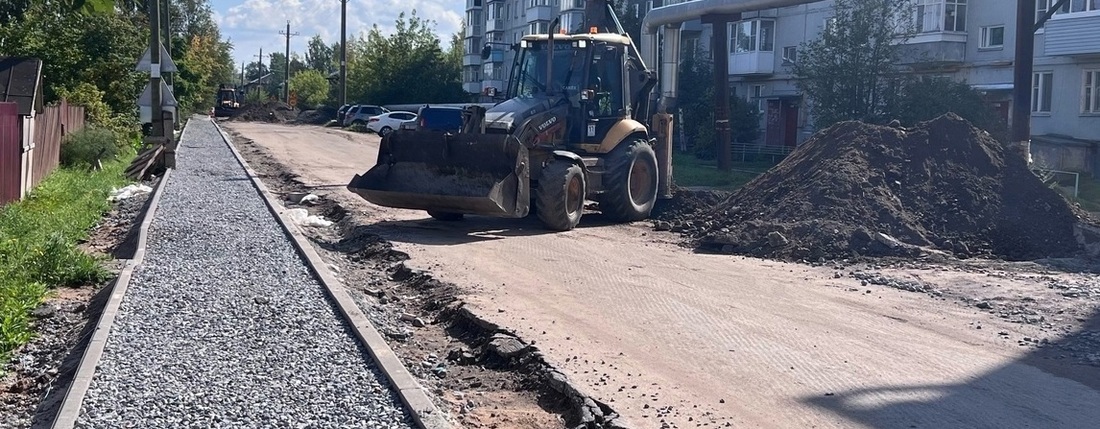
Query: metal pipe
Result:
<box><xmin>707</xmin><ymin>15</ymin><xmax>735</xmax><ymax>171</ymax></box>
<box><xmin>642</xmin><ymin>0</ymin><xmax>819</xmax><ymax>35</ymax></box>
<box><xmin>660</xmin><ymin>23</ymin><xmax>681</xmax><ymax>110</ymax></box>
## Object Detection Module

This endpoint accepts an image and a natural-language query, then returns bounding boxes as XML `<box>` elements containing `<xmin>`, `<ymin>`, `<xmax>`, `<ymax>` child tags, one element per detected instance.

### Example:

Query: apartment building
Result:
<box><xmin>677</xmin><ymin>0</ymin><xmax>1100</xmax><ymax>173</ymax></box>
<box><xmin>462</xmin><ymin>0</ymin><xmax>667</xmax><ymax>100</ymax></box>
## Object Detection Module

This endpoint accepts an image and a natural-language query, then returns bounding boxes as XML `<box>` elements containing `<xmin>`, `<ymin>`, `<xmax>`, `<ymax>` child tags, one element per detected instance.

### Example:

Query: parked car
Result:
<box><xmin>366</xmin><ymin>111</ymin><xmax>417</xmax><ymax>136</ymax></box>
<box><xmin>336</xmin><ymin>104</ymin><xmax>353</xmax><ymax>124</ymax></box>
<box><xmin>415</xmin><ymin>105</ymin><xmax>465</xmax><ymax>133</ymax></box>
<box><xmin>343</xmin><ymin>104</ymin><xmax>390</xmax><ymax>127</ymax></box>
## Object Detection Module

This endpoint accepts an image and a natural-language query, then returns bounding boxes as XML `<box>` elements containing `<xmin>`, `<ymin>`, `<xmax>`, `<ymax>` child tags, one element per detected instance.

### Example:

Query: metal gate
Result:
<box><xmin>0</xmin><ymin>102</ymin><xmax>20</xmax><ymax>204</ymax></box>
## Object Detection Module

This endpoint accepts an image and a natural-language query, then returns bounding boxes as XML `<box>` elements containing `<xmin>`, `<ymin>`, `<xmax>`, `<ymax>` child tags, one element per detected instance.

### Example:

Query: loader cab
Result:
<box><xmin>508</xmin><ymin>34</ymin><xmax>632</xmax><ymax>148</ymax></box>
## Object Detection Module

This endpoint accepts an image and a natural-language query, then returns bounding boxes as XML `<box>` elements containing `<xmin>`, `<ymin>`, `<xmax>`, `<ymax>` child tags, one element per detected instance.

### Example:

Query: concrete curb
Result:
<box><xmin>211</xmin><ymin>119</ymin><xmax>451</xmax><ymax>429</ymax></box>
<box><xmin>49</xmin><ymin>168</ymin><xmax>174</xmax><ymax>429</ymax></box>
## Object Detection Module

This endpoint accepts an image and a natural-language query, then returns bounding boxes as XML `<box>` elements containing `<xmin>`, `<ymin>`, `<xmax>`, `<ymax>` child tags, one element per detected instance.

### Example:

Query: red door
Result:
<box><xmin>0</xmin><ymin>103</ymin><xmax>21</xmax><ymax>205</ymax></box>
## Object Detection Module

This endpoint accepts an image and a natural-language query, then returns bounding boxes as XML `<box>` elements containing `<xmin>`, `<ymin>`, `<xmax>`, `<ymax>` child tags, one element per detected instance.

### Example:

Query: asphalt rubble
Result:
<box><xmin>225</xmin><ymin>100</ymin><xmax>299</xmax><ymax>123</ymax></box>
<box><xmin>655</xmin><ymin>113</ymin><xmax>1100</xmax><ymax>262</ymax></box>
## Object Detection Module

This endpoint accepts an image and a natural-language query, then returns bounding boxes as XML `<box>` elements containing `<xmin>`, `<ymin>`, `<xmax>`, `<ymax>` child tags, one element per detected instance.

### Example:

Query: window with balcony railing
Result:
<box><xmin>913</xmin><ymin>0</ymin><xmax>967</xmax><ymax>33</ymax></box>
<box><xmin>729</xmin><ymin>19</ymin><xmax>775</xmax><ymax>53</ymax></box>
<box><xmin>561</xmin><ymin>11</ymin><xmax>584</xmax><ymax>33</ymax></box>
<box><xmin>528</xmin><ymin>0</ymin><xmax>550</xmax><ymax>7</ymax></box>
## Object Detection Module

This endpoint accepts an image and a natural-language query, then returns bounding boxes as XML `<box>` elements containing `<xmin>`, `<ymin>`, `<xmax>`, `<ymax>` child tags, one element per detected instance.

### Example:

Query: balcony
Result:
<box><xmin>486</xmin><ymin>18</ymin><xmax>504</xmax><ymax>32</ymax></box>
<box><xmin>463</xmin><ymin>82</ymin><xmax>482</xmax><ymax>94</ymax></box>
<box><xmin>560</xmin><ymin>0</ymin><xmax>583</xmax><ymax>12</ymax></box>
<box><xmin>1044</xmin><ymin>11</ymin><xmax>1100</xmax><ymax>56</ymax></box>
<box><xmin>465</xmin><ymin>25</ymin><xmax>482</xmax><ymax>38</ymax></box>
<box><xmin>466</xmin><ymin>0</ymin><xmax>482</xmax><ymax>9</ymax></box>
<box><xmin>728</xmin><ymin>51</ymin><xmax>774</xmax><ymax>76</ymax></box>
<box><xmin>897</xmin><ymin>32</ymin><xmax>967</xmax><ymax>66</ymax></box>
<box><xmin>463</xmin><ymin>54</ymin><xmax>482</xmax><ymax>67</ymax></box>
<box><xmin>526</xmin><ymin>5</ymin><xmax>553</xmax><ymax>22</ymax></box>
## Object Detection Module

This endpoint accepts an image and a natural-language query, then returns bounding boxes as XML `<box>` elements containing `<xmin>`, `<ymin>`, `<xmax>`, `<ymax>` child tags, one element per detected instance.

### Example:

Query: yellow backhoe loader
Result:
<box><xmin>348</xmin><ymin>0</ymin><xmax>674</xmax><ymax>230</ymax></box>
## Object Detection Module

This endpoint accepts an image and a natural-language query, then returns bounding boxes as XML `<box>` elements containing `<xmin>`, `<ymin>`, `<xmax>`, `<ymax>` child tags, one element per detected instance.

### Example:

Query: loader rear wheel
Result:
<box><xmin>536</xmin><ymin>160</ymin><xmax>585</xmax><ymax>231</ymax></box>
<box><xmin>601</xmin><ymin>139</ymin><xmax>658</xmax><ymax>222</ymax></box>
<box><xmin>427</xmin><ymin>210</ymin><xmax>463</xmax><ymax>221</ymax></box>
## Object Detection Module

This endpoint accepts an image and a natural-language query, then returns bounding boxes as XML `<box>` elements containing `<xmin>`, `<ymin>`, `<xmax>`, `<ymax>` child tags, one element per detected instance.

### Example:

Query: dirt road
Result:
<box><xmin>224</xmin><ymin>122</ymin><xmax>1100</xmax><ymax>429</ymax></box>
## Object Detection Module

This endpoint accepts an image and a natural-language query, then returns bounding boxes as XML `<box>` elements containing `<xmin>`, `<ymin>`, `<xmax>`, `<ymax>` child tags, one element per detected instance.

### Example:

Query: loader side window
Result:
<box><xmin>590</xmin><ymin>47</ymin><xmax>624</xmax><ymax>117</ymax></box>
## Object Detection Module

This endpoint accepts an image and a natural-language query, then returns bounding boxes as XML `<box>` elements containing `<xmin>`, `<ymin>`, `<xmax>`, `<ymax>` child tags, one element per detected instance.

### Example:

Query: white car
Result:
<box><xmin>367</xmin><ymin>111</ymin><xmax>417</xmax><ymax>136</ymax></box>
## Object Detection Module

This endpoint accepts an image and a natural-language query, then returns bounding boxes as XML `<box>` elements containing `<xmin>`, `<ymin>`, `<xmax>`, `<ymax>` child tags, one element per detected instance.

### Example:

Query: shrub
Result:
<box><xmin>61</xmin><ymin>127</ymin><xmax>121</xmax><ymax>168</ymax></box>
<box><xmin>56</xmin><ymin>82</ymin><xmax>111</xmax><ymax>126</ymax></box>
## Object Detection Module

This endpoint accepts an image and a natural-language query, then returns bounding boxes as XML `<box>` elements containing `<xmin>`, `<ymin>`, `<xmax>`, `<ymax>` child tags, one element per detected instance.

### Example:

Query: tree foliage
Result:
<box><xmin>790</xmin><ymin>0</ymin><xmax>912</xmax><ymax>128</ymax></box>
<box><xmin>344</xmin><ymin>11</ymin><xmax>466</xmax><ymax>105</ymax></box>
<box><xmin>893</xmin><ymin>77</ymin><xmax>1009</xmax><ymax>141</ymax></box>
<box><xmin>305</xmin><ymin>35</ymin><xmax>335</xmax><ymax>74</ymax></box>
<box><xmin>289</xmin><ymin>70</ymin><xmax>329</xmax><ymax>108</ymax></box>
<box><xmin>0</xmin><ymin>0</ymin><xmax>233</xmax><ymax>121</ymax></box>
<box><xmin>677</xmin><ymin>49</ymin><xmax>760</xmax><ymax>160</ymax></box>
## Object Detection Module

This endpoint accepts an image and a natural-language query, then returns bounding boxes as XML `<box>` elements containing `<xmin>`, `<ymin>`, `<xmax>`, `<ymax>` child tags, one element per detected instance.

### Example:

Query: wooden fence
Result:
<box><xmin>32</xmin><ymin>100</ymin><xmax>84</xmax><ymax>186</ymax></box>
<box><xmin>0</xmin><ymin>99</ymin><xmax>85</xmax><ymax>205</ymax></box>
<box><xmin>0</xmin><ymin>103</ymin><xmax>19</xmax><ymax>204</ymax></box>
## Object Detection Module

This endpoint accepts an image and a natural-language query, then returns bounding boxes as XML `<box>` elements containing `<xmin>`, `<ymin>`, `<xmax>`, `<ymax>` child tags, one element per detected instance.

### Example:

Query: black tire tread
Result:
<box><xmin>536</xmin><ymin>161</ymin><xmax>584</xmax><ymax>231</ymax></box>
<box><xmin>601</xmin><ymin>139</ymin><xmax>658</xmax><ymax>222</ymax></box>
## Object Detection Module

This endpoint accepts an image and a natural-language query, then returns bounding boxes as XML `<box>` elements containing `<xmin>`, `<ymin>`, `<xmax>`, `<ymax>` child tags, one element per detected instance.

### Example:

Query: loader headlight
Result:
<box><xmin>520</xmin><ymin>40</ymin><xmax>530</xmax><ymax>48</ymax></box>
<box><xmin>573</xmin><ymin>40</ymin><xmax>587</xmax><ymax>48</ymax></box>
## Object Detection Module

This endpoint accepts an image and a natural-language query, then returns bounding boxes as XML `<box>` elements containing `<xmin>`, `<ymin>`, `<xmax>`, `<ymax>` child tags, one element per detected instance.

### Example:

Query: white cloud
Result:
<box><xmin>214</xmin><ymin>0</ymin><xmax>463</xmax><ymax>68</ymax></box>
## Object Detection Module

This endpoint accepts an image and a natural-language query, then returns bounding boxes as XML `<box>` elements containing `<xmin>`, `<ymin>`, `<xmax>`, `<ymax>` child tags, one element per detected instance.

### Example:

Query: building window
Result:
<box><xmin>823</xmin><ymin>17</ymin><xmax>837</xmax><ymax>35</ymax></box>
<box><xmin>1085</xmin><ymin>70</ymin><xmax>1100</xmax><ymax>114</ymax></box>
<box><xmin>729</xmin><ymin>19</ymin><xmax>774</xmax><ymax>53</ymax></box>
<box><xmin>913</xmin><ymin>0</ymin><xmax>967</xmax><ymax>33</ymax></box>
<box><xmin>782</xmin><ymin>46</ymin><xmax>797</xmax><ymax>64</ymax></box>
<box><xmin>752</xmin><ymin>84</ymin><xmax>765</xmax><ymax>113</ymax></box>
<box><xmin>1032</xmin><ymin>71</ymin><xmax>1053</xmax><ymax>113</ymax></box>
<box><xmin>528</xmin><ymin>21</ymin><xmax>548</xmax><ymax>35</ymax></box>
<box><xmin>980</xmin><ymin>25</ymin><xmax>1004</xmax><ymax>48</ymax></box>
<box><xmin>1070</xmin><ymin>0</ymin><xmax>1100</xmax><ymax>12</ymax></box>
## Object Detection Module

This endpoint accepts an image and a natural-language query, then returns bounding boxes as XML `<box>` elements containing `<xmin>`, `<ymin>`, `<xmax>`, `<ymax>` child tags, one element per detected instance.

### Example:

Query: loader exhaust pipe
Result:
<box><xmin>547</xmin><ymin>17</ymin><xmax>560</xmax><ymax>95</ymax></box>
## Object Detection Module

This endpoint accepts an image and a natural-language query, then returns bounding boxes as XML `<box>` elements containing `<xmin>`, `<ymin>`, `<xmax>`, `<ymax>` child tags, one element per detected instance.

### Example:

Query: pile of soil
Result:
<box><xmin>227</xmin><ymin>100</ymin><xmax>298</xmax><ymax>122</ymax></box>
<box><xmin>662</xmin><ymin>113</ymin><xmax>1094</xmax><ymax>261</ymax></box>
<box><xmin>293</xmin><ymin>107</ymin><xmax>336</xmax><ymax>125</ymax></box>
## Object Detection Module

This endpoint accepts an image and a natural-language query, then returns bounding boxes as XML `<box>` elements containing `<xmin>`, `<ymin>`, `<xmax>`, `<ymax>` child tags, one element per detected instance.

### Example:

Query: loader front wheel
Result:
<box><xmin>601</xmin><ymin>139</ymin><xmax>658</xmax><ymax>222</ymax></box>
<box><xmin>536</xmin><ymin>160</ymin><xmax>585</xmax><ymax>231</ymax></box>
<box><xmin>427</xmin><ymin>210</ymin><xmax>464</xmax><ymax>221</ymax></box>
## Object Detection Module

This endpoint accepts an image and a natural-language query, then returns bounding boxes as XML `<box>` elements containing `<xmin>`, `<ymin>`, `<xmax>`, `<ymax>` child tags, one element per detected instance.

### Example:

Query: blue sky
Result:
<box><xmin>212</xmin><ymin>0</ymin><xmax>464</xmax><ymax>70</ymax></box>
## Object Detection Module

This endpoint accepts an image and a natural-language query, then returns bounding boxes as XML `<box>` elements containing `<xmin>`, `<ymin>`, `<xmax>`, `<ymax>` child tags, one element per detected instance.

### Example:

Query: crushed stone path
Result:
<box><xmin>75</xmin><ymin>119</ymin><xmax>414</xmax><ymax>428</ymax></box>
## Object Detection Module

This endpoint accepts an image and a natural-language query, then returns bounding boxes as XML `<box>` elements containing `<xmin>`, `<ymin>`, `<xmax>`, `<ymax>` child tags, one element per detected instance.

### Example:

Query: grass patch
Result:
<box><xmin>672</xmin><ymin>152</ymin><xmax>770</xmax><ymax>191</ymax></box>
<box><xmin>0</xmin><ymin>156</ymin><xmax>133</xmax><ymax>361</ymax></box>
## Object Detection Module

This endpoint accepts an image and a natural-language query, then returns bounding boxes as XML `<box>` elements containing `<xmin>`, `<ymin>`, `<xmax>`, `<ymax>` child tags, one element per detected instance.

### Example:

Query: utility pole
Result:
<box><xmin>149</xmin><ymin>0</ymin><xmax>163</xmax><ymax>139</ymax></box>
<box><xmin>254</xmin><ymin>47</ymin><xmax>265</xmax><ymax>75</ymax></box>
<box><xmin>240</xmin><ymin>61</ymin><xmax>245</xmax><ymax>86</ymax></box>
<box><xmin>280</xmin><ymin>20</ymin><xmax>300</xmax><ymax>103</ymax></box>
<box><xmin>340</xmin><ymin>0</ymin><xmax>348</xmax><ymax>106</ymax></box>
<box><xmin>1010</xmin><ymin>0</ymin><xmax>1035</xmax><ymax>158</ymax></box>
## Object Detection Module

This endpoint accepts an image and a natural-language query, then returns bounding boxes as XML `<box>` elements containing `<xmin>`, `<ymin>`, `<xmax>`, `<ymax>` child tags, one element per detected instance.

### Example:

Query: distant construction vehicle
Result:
<box><xmin>348</xmin><ymin>0</ymin><xmax>673</xmax><ymax>231</ymax></box>
<box><xmin>213</xmin><ymin>84</ymin><xmax>241</xmax><ymax>117</ymax></box>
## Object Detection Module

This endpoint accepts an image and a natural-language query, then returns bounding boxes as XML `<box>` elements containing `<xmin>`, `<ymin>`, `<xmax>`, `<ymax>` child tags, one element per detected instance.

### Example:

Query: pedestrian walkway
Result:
<box><xmin>74</xmin><ymin>119</ymin><xmax>415</xmax><ymax>428</ymax></box>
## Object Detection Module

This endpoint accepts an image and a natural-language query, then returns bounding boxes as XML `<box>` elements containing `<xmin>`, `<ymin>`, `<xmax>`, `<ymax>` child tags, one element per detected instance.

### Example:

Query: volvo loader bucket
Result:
<box><xmin>347</xmin><ymin>130</ymin><xmax>531</xmax><ymax>218</ymax></box>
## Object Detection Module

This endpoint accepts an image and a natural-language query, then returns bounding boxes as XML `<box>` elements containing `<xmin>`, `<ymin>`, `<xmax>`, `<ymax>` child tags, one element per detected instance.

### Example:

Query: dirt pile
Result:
<box><xmin>663</xmin><ymin>113</ymin><xmax>1093</xmax><ymax>261</ymax></box>
<box><xmin>227</xmin><ymin>100</ymin><xmax>298</xmax><ymax>122</ymax></box>
<box><xmin>293</xmin><ymin>107</ymin><xmax>336</xmax><ymax>125</ymax></box>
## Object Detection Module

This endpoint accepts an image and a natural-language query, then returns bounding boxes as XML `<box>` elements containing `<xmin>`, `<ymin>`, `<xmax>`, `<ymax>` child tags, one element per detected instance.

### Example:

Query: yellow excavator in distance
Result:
<box><xmin>347</xmin><ymin>0</ymin><xmax>674</xmax><ymax>231</ymax></box>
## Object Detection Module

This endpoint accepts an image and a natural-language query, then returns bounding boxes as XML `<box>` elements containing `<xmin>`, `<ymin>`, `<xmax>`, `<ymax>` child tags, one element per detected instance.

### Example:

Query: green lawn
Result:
<box><xmin>0</xmin><ymin>157</ymin><xmax>133</xmax><ymax>362</ymax></box>
<box><xmin>1066</xmin><ymin>176</ymin><xmax>1100</xmax><ymax>212</ymax></box>
<box><xmin>671</xmin><ymin>152</ymin><xmax>771</xmax><ymax>191</ymax></box>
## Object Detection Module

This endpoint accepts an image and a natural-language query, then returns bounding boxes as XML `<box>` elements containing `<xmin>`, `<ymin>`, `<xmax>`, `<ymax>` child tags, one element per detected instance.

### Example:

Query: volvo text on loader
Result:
<box><xmin>347</xmin><ymin>0</ymin><xmax>674</xmax><ymax>231</ymax></box>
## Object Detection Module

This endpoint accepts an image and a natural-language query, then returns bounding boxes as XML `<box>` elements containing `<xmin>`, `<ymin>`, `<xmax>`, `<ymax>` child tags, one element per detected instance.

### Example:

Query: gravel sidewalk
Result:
<box><xmin>76</xmin><ymin>119</ymin><xmax>415</xmax><ymax>428</ymax></box>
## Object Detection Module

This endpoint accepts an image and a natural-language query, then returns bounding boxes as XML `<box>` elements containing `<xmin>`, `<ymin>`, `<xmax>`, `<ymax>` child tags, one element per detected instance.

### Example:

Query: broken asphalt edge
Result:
<box><xmin>49</xmin><ymin>163</ymin><xmax>175</xmax><ymax>427</ymax></box>
<box><xmin>447</xmin><ymin>304</ymin><xmax>636</xmax><ymax>429</ymax></box>
<box><xmin>211</xmin><ymin>119</ymin><xmax>451</xmax><ymax>429</ymax></box>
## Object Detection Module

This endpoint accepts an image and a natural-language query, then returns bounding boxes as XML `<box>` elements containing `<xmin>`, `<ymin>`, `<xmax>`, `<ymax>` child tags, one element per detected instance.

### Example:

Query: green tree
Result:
<box><xmin>289</xmin><ymin>70</ymin><xmax>330</xmax><ymax>108</ymax></box>
<box><xmin>305</xmin><ymin>34</ymin><xmax>334</xmax><ymax>72</ymax></box>
<box><xmin>892</xmin><ymin>76</ymin><xmax>1008</xmax><ymax>141</ymax></box>
<box><xmin>346</xmin><ymin>11</ymin><xmax>465</xmax><ymax>105</ymax></box>
<box><xmin>790</xmin><ymin>0</ymin><xmax>912</xmax><ymax>128</ymax></box>
<box><xmin>677</xmin><ymin>49</ymin><xmax>760</xmax><ymax>160</ymax></box>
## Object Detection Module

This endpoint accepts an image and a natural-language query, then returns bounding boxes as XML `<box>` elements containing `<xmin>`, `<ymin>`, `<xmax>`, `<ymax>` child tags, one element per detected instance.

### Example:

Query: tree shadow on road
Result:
<box><xmin>803</xmin><ymin>307</ymin><xmax>1100</xmax><ymax>428</ymax></box>
<box><xmin>363</xmin><ymin>210</ymin><xmax>626</xmax><ymax>246</ymax></box>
